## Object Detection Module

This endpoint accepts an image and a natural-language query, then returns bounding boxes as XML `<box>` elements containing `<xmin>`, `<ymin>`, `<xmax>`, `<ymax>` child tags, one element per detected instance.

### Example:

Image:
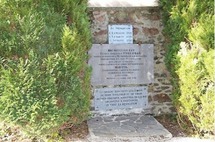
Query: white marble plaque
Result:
<box><xmin>108</xmin><ymin>25</ymin><xmax>133</xmax><ymax>44</ymax></box>
<box><xmin>94</xmin><ymin>87</ymin><xmax>148</xmax><ymax>110</ymax></box>
<box><xmin>88</xmin><ymin>44</ymin><xmax>154</xmax><ymax>86</ymax></box>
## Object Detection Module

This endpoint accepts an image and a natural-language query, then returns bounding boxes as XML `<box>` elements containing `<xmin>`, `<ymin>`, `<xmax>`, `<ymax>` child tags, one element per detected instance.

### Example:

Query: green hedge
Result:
<box><xmin>178</xmin><ymin>48</ymin><xmax>214</xmax><ymax>133</ymax></box>
<box><xmin>0</xmin><ymin>0</ymin><xmax>91</xmax><ymax>137</ymax></box>
<box><xmin>160</xmin><ymin>0</ymin><xmax>214</xmax><ymax>135</ymax></box>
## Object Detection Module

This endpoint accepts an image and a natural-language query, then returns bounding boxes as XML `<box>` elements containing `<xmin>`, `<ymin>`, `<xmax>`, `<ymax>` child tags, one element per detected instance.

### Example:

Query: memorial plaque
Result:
<box><xmin>108</xmin><ymin>25</ymin><xmax>133</xmax><ymax>44</ymax></box>
<box><xmin>88</xmin><ymin>44</ymin><xmax>154</xmax><ymax>86</ymax></box>
<box><xmin>94</xmin><ymin>87</ymin><xmax>148</xmax><ymax>110</ymax></box>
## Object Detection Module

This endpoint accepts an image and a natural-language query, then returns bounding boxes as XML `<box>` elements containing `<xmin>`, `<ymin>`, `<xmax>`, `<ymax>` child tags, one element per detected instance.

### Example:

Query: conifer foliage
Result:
<box><xmin>0</xmin><ymin>0</ymin><xmax>91</xmax><ymax>137</ymax></box>
<box><xmin>160</xmin><ymin>0</ymin><xmax>214</xmax><ymax>136</ymax></box>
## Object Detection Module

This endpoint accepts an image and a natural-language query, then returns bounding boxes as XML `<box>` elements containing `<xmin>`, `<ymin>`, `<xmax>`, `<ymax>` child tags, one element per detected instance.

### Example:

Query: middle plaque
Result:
<box><xmin>88</xmin><ymin>44</ymin><xmax>154</xmax><ymax>86</ymax></box>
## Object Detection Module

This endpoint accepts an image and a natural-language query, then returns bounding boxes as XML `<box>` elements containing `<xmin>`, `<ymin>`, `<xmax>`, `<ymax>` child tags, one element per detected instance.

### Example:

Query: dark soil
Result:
<box><xmin>155</xmin><ymin>115</ymin><xmax>187</xmax><ymax>137</ymax></box>
<box><xmin>62</xmin><ymin>121</ymin><xmax>89</xmax><ymax>141</ymax></box>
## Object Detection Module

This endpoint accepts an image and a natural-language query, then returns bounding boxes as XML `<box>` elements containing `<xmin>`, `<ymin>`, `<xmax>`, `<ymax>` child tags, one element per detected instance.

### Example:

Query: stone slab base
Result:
<box><xmin>88</xmin><ymin>0</ymin><xmax>159</xmax><ymax>7</ymax></box>
<box><xmin>87</xmin><ymin>114</ymin><xmax>172</xmax><ymax>142</ymax></box>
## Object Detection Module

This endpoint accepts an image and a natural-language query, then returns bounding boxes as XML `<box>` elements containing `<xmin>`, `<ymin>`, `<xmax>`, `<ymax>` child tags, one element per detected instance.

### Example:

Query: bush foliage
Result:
<box><xmin>0</xmin><ymin>0</ymin><xmax>91</xmax><ymax>137</ymax></box>
<box><xmin>160</xmin><ymin>0</ymin><xmax>214</xmax><ymax>135</ymax></box>
<box><xmin>178</xmin><ymin>46</ymin><xmax>214</xmax><ymax>133</ymax></box>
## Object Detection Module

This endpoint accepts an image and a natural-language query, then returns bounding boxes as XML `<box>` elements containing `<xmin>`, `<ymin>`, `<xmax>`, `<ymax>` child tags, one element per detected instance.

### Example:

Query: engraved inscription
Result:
<box><xmin>88</xmin><ymin>44</ymin><xmax>154</xmax><ymax>86</ymax></box>
<box><xmin>108</xmin><ymin>25</ymin><xmax>133</xmax><ymax>44</ymax></box>
<box><xmin>100</xmin><ymin>48</ymin><xmax>143</xmax><ymax>80</ymax></box>
<box><xmin>94</xmin><ymin>87</ymin><xmax>148</xmax><ymax>110</ymax></box>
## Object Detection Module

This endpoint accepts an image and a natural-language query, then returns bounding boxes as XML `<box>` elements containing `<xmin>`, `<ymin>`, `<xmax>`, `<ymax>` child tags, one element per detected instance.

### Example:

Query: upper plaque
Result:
<box><xmin>88</xmin><ymin>44</ymin><xmax>154</xmax><ymax>86</ymax></box>
<box><xmin>108</xmin><ymin>25</ymin><xmax>133</xmax><ymax>44</ymax></box>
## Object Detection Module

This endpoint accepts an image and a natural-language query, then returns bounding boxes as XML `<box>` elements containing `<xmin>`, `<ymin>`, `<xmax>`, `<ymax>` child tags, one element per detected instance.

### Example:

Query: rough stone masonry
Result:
<box><xmin>88</xmin><ymin>6</ymin><xmax>174</xmax><ymax>115</ymax></box>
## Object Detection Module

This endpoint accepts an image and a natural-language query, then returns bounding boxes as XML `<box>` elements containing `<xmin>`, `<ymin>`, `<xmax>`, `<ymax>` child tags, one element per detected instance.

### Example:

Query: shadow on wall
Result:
<box><xmin>88</xmin><ymin>0</ymin><xmax>159</xmax><ymax>7</ymax></box>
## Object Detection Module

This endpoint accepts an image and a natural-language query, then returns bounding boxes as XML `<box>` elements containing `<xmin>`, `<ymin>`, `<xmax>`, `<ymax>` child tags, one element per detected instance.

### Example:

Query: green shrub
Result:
<box><xmin>0</xmin><ymin>0</ymin><xmax>91</xmax><ymax>138</ymax></box>
<box><xmin>177</xmin><ymin>47</ymin><xmax>215</xmax><ymax>133</ymax></box>
<box><xmin>160</xmin><ymin>0</ymin><xmax>214</xmax><ymax>72</ymax></box>
<box><xmin>0</xmin><ymin>1</ymin><xmax>66</xmax><ymax>58</ymax></box>
<box><xmin>160</xmin><ymin>0</ymin><xmax>214</xmax><ymax>135</ymax></box>
<box><xmin>189</xmin><ymin>14</ymin><xmax>214</xmax><ymax>50</ymax></box>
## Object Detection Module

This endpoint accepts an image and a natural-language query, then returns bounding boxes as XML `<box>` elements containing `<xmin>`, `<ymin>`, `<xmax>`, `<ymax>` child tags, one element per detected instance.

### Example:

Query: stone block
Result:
<box><xmin>153</xmin><ymin>94</ymin><xmax>172</xmax><ymax>103</ymax></box>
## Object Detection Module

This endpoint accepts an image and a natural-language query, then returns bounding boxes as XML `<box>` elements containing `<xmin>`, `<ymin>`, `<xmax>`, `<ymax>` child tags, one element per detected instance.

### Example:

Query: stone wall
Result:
<box><xmin>88</xmin><ymin>7</ymin><xmax>174</xmax><ymax>115</ymax></box>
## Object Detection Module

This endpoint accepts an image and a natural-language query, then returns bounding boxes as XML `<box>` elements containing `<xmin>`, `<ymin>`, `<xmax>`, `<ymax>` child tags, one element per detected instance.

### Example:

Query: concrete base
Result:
<box><xmin>88</xmin><ymin>0</ymin><xmax>159</xmax><ymax>7</ymax></box>
<box><xmin>87</xmin><ymin>114</ymin><xmax>172</xmax><ymax>142</ymax></box>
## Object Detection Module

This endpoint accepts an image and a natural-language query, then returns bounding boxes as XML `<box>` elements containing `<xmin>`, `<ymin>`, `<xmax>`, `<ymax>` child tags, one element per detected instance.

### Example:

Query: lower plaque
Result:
<box><xmin>94</xmin><ymin>87</ymin><xmax>148</xmax><ymax>111</ymax></box>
